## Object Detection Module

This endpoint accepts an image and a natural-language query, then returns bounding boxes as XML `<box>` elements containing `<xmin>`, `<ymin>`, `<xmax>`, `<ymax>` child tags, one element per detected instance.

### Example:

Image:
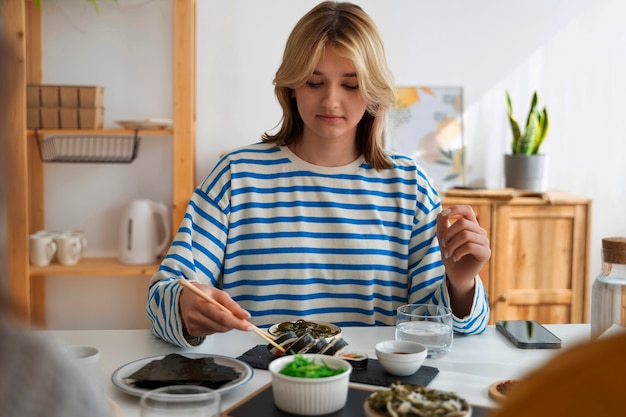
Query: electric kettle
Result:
<box><xmin>118</xmin><ymin>199</ymin><xmax>171</xmax><ymax>264</ymax></box>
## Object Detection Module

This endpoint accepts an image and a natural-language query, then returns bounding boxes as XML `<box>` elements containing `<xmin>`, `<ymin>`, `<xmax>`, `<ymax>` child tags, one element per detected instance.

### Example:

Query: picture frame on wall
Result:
<box><xmin>386</xmin><ymin>86</ymin><xmax>465</xmax><ymax>191</ymax></box>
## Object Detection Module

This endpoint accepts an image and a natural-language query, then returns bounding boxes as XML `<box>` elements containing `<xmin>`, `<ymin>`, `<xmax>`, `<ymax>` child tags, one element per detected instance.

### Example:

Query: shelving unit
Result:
<box><xmin>5</xmin><ymin>0</ymin><xmax>197</xmax><ymax>326</ymax></box>
<box><xmin>29</xmin><ymin>258</ymin><xmax>160</xmax><ymax>276</ymax></box>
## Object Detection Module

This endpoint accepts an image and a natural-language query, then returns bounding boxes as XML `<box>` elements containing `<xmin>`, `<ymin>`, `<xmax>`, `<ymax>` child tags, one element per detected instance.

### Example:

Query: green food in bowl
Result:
<box><xmin>279</xmin><ymin>354</ymin><xmax>347</xmax><ymax>378</ymax></box>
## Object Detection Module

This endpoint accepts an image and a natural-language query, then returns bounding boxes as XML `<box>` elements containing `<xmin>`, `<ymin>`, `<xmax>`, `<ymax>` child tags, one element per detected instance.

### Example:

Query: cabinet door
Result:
<box><xmin>492</xmin><ymin>203</ymin><xmax>589</xmax><ymax>323</ymax></box>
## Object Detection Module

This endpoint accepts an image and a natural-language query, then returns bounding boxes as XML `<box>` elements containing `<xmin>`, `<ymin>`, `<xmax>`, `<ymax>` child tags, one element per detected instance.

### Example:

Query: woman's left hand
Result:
<box><xmin>436</xmin><ymin>205</ymin><xmax>490</xmax><ymax>314</ymax></box>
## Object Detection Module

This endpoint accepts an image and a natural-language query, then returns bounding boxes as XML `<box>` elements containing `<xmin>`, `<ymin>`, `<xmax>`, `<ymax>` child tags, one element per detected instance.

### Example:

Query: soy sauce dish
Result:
<box><xmin>375</xmin><ymin>340</ymin><xmax>427</xmax><ymax>376</ymax></box>
<box><xmin>268</xmin><ymin>354</ymin><xmax>352</xmax><ymax>415</ymax></box>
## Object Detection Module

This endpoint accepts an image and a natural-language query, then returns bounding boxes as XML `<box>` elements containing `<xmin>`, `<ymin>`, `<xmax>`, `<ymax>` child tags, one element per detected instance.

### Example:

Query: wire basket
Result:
<box><xmin>36</xmin><ymin>132</ymin><xmax>140</xmax><ymax>163</ymax></box>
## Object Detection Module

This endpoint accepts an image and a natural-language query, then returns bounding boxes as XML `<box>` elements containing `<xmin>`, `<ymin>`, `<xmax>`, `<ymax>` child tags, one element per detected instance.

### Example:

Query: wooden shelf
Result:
<box><xmin>28</xmin><ymin>128</ymin><xmax>174</xmax><ymax>136</ymax></box>
<box><xmin>29</xmin><ymin>257</ymin><xmax>159</xmax><ymax>276</ymax></box>
<box><xmin>6</xmin><ymin>0</ymin><xmax>197</xmax><ymax>326</ymax></box>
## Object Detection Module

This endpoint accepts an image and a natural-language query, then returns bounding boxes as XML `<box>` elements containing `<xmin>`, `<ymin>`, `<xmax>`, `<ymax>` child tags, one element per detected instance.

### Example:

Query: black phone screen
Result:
<box><xmin>496</xmin><ymin>320</ymin><xmax>562</xmax><ymax>349</ymax></box>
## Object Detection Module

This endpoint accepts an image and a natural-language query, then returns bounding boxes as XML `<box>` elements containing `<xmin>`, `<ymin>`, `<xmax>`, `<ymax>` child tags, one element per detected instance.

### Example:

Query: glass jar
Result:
<box><xmin>590</xmin><ymin>237</ymin><xmax>626</xmax><ymax>339</ymax></box>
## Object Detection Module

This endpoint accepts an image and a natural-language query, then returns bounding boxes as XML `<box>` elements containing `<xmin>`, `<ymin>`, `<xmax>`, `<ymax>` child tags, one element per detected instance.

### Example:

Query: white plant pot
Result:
<box><xmin>504</xmin><ymin>154</ymin><xmax>547</xmax><ymax>192</ymax></box>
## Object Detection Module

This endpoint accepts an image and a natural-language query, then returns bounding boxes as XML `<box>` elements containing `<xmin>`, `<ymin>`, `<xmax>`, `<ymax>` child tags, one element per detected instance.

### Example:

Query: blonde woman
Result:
<box><xmin>148</xmin><ymin>1</ymin><xmax>490</xmax><ymax>348</ymax></box>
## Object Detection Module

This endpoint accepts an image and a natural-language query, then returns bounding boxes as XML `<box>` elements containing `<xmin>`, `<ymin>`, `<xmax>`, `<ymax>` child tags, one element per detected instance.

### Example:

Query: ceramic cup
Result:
<box><xmin>395</xmin><ymin>303</ymin><xmax>454</xmax><ymax>358</ymax></box>
<box><xmin>54</xmin><ymin>232</ymin><xmax>84</xmax><ymax>265</ymax></box>
<box><xmin>140</xmin><ymin>385</ymin><xmax>221</xmax><ymax>417</ymax></box>
<box><xmin>62</xmin><ymin>345</ymin><xmax>101</xmax><ymax>367</ymax></box>
<box><xmin>68</xmin><ymin>230</ymin><xmax>87</xmax><ymax>256</ymax></box>
<box><xmin>33</xmin><ymin>230</ymin><xmax>59</xmax><ymax>260</ymax></box>
<box><xmin>29</xmin><ymin>233</ymin><xmax>57</xmax><ymax>266</ymax></box>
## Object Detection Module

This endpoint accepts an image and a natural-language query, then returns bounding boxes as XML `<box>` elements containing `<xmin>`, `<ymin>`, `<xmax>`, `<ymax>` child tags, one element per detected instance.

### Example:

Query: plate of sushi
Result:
<box><xmin>268</xmin><ymin>319</ymin><xmax>341</xmax><ymax>340</ymax></box>
<box><xmin>268</xmin><ymin>328</ymin><xmax>349</xmax><ymax>357</ymax></box>
<box><xmin>111</xmin><ymin>353</ymin><xmax>253</xmax><ymax>397</ymax></box>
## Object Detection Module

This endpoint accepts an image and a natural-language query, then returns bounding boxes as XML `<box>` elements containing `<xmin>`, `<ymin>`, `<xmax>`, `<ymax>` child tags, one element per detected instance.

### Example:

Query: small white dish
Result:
<box><xmin>62</xmin><ymin>345</ymin><xmax>101</xmax><ymax>367</ymax></box>
<box><xmin>375</xmin><ymin>340</ymin><xmax>427</xmax><ymax>376</ymax></box>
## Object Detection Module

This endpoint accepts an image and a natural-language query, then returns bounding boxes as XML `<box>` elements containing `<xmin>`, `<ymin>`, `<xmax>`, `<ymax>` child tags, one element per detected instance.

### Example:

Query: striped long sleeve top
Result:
<box><xmin>147</xmin><ymin>142</ymin><xmax>489</xmax><ymax>347</ymax></box>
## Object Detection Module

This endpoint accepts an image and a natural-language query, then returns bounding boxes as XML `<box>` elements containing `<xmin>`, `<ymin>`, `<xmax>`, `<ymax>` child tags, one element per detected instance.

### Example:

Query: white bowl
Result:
<box><xmin>375</xmin><ymin>340</ymin><xmax>427</xmax><ymax>376</ymax></box>
<box><xmin>268</xmin><ymin>354</ymin><xmax>352</xmax><ymax>415</ymax></box>
<box><xmin>61</xmin><ymin>345</ymin><xmax>101</xmax><ymax>367</ymax></box>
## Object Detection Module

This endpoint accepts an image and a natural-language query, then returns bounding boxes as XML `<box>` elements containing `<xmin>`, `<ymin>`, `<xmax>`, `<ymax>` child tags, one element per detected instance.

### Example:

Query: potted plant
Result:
<box><xmin>503</xmin><ymin>90</ymin><xmax>549</xmax><ymax>191</ymax></box>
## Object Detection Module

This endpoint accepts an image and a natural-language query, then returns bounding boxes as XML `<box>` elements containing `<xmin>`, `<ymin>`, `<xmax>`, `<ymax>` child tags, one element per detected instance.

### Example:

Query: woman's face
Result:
<box><xmin>293</xmin><ymin>47</ymin><xmax>367</xmax><ymax>145</ymax></box>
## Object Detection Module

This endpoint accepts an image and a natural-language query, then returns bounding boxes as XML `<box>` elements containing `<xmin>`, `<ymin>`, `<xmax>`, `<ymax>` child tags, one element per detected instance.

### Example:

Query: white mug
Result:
<box><xmin>54</xmin><ymin>233</ymin><xmax>84</xmax><ymax>266</ymax></box>
<box><xmin>34</xmin><ymin>230</ymin><xmax>60</xmax><ymax>261</ymax></box>
<box><xmin>29</xmin><ymin>234</ymin><xmax>57</xmax><ymax>266</ymax></box>
<box><xmin>67</xmin><ymin>230</ymin><xmax>87</xmax><ymax>256</ymax></box>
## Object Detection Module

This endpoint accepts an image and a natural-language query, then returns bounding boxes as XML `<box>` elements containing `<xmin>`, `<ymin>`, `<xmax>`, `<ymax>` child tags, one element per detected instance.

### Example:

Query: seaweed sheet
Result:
<box><xmin>126</xmin><ymin>353</ymin><xmax>240</xmax><ymax>390</ymax></box>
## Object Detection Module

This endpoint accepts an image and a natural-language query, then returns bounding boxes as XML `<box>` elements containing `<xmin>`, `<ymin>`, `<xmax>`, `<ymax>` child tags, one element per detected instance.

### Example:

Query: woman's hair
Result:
<box><xmin>262</xmin><ymin>1</ymin><xmax>396</xmax><ymax>170</ymax></box>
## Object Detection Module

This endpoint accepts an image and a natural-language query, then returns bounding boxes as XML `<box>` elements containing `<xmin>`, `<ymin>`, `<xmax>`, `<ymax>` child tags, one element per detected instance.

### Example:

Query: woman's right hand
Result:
<box><xmin>179</xmin><ymin>282</ymin><xmax>253</xmax><ymax>336</ymax></box>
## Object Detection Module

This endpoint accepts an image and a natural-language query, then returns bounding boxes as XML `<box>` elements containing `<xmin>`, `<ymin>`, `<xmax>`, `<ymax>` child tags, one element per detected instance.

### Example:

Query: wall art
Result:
<box><xmin>387</xmin><ymin>86</ymin><xmax>465</xmax><ymax>191</ymax></box>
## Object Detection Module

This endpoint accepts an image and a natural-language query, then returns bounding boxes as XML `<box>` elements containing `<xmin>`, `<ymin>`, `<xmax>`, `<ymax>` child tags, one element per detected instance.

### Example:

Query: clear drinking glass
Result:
<box><xmin>140</xmin><ymin>385</ymin><xmax>221</xmax><ymax>417</ymax></box>
<box><xmin>395</xmin><ymin>303</ymin><xmax>453</xmax><ymax>358</ymax></box>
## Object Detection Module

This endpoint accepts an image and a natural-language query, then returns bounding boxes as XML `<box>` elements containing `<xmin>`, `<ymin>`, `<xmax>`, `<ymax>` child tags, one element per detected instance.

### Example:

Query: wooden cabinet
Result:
<box><xmin>442</xmin><ymin>190</ymin><xmax>591</xmax><ymax>324</ymax></box>
<box><xmin>4</xmin><ymin>0</ymin><xmax>197</xmax><ymax>326</ymax></box>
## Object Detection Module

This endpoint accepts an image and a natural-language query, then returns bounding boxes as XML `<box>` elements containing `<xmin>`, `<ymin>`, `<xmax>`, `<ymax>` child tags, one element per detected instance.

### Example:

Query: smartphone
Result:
<box><xmin>496</xmin><ymin>320</ymin><xmax>561</xmax><ymax>349</ymax></box>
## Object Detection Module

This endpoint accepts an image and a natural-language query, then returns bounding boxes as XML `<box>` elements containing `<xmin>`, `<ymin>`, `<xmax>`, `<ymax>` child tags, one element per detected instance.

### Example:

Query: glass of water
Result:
<box><xmin>140</xmin><ymin>385</ymin><xmax>221</xmax><ymax>417</ymax></box>
<box><xmin>395</xmin><ymin>304</ymin><xmax>453</xmax><ymax>358</ymax></box>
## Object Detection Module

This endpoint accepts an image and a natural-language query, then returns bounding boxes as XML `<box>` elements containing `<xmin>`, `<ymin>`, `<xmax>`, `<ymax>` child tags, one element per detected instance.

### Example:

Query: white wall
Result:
<box><xmin>197</xmin><ymin>0</ymin><xmax>626</xmax><ymax>318</ymax></box>
<box><xmin>2</xmin><ymin>0</ymin><xmax>625</xmax><ymax>328</ymax></box>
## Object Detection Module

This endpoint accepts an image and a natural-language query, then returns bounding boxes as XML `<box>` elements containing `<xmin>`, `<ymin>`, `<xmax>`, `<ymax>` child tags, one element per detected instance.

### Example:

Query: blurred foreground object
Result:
<box><xmin>491</xmin><ymin>331</ymin><xmax>626</xmax><ymax>417</ymax></box>
<box><xmin>0</xmin><ymin>28</ymin><xmax>113</xmax><ymax>417</ymax></box>
<box><xmin>0</xmin><ymin>315</ymin><xmax>113</xmax><ymax>417</ymax></box>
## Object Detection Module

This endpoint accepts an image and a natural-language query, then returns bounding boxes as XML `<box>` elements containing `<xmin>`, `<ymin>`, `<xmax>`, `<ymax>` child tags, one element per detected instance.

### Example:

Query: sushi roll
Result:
<box><xmin>303</xmin><ymin>337</ymin><xmax>328</xmax><ymax>354</ymax></box>
<box><xmin>268</xmin><ymin>331</ymin><xmax>298</xmax><ymax>355</ymax></box>
<box><xmin>286</xmin><ymin>332</ymin><xmax>316</xmax><ymax>354</ymax></box>
<box><xmin>320</xmin><ymin>337</ymin><xmax>349</xmax><ymax>356</ymax></box>
<box><xmin>339</xmin><ymin>352</ymin><xmax>369</xmax><ymax>370</ymax></box>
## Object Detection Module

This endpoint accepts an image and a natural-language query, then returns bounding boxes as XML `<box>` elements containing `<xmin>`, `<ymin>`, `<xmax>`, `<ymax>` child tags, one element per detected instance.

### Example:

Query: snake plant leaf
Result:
<box><xmin>505</xmin><ymin>91</ymin><xmax>521</xmax><ymax>153</ymax></box>
<box><xmin>88</xmin><ymin>0</ymin><xmax>100</xmax><ymax>14</ymax></box>
<box><xmin>525</xmin><ymin>91</ymin><xmax>539</xmax><ymax>129</ymax></box>
<box><xmin>517</xmin><ymin>111</ymin><xmax>539</xmax><ymax>155</ymax></box>
<box><xmin>506</xmin><ymin>90</ymin><xmax>548</xmax><ymax>155</ymax></box>
<box><xmin>532</xmin><ymin>108</ymin><xmax>549</xmax><ymax>154</ymax></box>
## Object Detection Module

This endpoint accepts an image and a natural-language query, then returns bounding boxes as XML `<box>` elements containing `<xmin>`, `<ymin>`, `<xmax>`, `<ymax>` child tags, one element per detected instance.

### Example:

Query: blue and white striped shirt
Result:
<box><xmin>147</xmin><ymin>142</ymin><xmax>489</xmax><ymax>347</ymax></box>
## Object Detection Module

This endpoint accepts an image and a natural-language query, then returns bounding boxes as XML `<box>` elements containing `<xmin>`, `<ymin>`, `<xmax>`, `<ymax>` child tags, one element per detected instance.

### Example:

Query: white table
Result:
<box><xmin>44</xmin><ymin>324</ymin><xmax>590</xmax><ymax>416</ymax></box>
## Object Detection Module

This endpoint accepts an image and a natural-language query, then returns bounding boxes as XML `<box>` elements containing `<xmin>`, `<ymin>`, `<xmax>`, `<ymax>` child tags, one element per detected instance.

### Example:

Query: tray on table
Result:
<box><xmin>237</xmin><ymin>344</ymin><xmax>439</xmax><ymax>388</ymax></box>
<box><xmin>222</xmin><ymin>383</ymin><xmax>494</xmax><ymax>417</ymax></box>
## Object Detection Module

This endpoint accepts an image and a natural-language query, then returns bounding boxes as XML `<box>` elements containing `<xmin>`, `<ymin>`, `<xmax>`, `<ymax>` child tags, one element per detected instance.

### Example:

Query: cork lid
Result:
<box><xmin>602</xmin><ymin>237</ymin><xmax>626</xmax><ymax>264</ymax></box>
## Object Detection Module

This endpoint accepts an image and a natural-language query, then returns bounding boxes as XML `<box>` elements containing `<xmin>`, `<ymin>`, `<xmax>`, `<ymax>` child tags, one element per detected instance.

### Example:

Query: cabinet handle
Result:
<box><xmin>489</xmin><ymin>294</ymin><xmax>507</xmax><ymax>310</ymax></box>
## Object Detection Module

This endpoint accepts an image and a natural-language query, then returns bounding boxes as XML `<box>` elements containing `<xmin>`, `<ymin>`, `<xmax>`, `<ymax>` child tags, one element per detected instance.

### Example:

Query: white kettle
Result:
<box><xmin>118</xmin><ymin>199</ymin><xmax>171</xmax><ymax>264</ymax></box>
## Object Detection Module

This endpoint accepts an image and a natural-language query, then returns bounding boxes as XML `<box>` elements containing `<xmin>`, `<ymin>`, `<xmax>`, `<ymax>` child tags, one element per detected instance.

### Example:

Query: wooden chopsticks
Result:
<box><xmin>177</xmin><ymin>279</ymin><xmax>285</xmax><ymax>352</ymax></box>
